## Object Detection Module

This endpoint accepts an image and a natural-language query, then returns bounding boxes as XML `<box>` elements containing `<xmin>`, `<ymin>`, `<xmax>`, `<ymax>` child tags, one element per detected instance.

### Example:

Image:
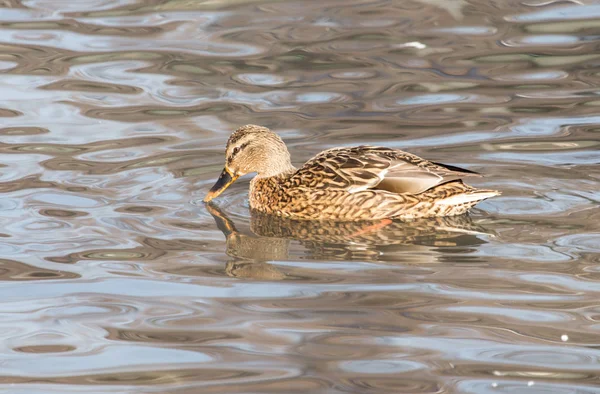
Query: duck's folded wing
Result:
<box><xmin>291</xmin><ymin>146</ymin><xmax>481</xmax><ymax>194</ymax></box>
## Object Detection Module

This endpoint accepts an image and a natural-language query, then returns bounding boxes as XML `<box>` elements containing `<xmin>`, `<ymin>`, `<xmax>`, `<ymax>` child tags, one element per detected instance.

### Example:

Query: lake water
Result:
<box><xmin>1</xmin><ymin>0</ymin><xmax>599</xmax><ymax>393</ymax></box>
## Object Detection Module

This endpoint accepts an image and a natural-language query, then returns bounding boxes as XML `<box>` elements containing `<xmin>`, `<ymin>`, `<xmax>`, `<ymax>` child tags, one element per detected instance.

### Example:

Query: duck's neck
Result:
<box><xmin>255</xmin><ymin>163</ymin><xmax>296</xmax><ymax>179</ymax></box>
<box><xmin>249</xmin><ymin>164</ymin><xmax>296</xmax><ymax>211</ymax></box>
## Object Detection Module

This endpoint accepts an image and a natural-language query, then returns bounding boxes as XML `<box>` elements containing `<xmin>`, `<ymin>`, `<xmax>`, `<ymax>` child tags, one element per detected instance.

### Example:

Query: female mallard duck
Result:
<box><xmin>204</xmin><ymin>125</ymin><xmax>499</xmax><ymax>221</ymax></box>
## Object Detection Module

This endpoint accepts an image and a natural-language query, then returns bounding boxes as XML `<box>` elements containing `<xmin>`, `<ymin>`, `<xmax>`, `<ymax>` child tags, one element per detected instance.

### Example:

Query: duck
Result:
<box><xmin>203</xmin><ymin>124</ymin><xmax>499</xmax><ymax>221</ymax></box>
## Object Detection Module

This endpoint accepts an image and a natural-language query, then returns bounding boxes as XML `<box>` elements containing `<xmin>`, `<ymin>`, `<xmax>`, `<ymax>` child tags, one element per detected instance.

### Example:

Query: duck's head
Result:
<box><xmin>203</xmin><ymin>124</ymin><xmax>293</xmax><ymax>202</ymax></box>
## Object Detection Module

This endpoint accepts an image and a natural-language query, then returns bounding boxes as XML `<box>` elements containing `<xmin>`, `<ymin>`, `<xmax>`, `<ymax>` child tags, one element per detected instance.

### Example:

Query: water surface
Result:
<box><xmin>0</xmin><ymin>0</ymin><xmax>599</xmax><ymax>393</ymax></box>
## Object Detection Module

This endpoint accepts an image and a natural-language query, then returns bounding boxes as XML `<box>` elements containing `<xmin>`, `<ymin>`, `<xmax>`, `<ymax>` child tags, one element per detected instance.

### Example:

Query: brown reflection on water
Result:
<box><xmin>0</xmin><ymin>0</ymin><xmax>599</xmax><ymax>393</ymax></box>
<box><xmin>0</xmin><ymin>258</ymin><xmax>80</xmax><ymax>280</ymax></box>
<box><xmin>207</xmin><ymin>202</ymin><xmax>490</xmax><ymax>275</ymax></box>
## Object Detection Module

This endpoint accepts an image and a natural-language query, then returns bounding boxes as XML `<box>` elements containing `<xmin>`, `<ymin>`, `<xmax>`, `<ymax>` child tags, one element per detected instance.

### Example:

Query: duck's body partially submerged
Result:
<box><xmin>204</xmin><ymin>125</ymin><xmax>499</xmax><ymax>221</ymax></box>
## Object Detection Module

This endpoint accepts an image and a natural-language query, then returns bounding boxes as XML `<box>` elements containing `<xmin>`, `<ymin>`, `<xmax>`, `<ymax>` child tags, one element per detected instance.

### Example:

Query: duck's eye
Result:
<box><xmin>232</xmin><ymin>146</ymin><xmax>240</xmax><ymax>157</ymax></box>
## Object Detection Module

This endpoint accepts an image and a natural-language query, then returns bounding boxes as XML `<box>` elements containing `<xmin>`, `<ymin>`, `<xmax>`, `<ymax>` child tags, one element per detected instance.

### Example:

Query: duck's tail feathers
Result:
<box><xmin>433</xmin><ymin>188</ymin><xmax>500</xmax><ymax>216</ymax></box>
<box><xmin>440</xmin><ymin>189</ymin><xmax>500</xmax><ymax>205</ymax></box>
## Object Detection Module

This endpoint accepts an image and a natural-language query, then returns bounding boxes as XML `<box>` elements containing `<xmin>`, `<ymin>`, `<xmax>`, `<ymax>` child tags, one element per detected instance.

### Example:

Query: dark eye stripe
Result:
<box><xmin>231</xmin><ymin>142</ymin><xmax>250</xmax><ymax>159</ymax></box>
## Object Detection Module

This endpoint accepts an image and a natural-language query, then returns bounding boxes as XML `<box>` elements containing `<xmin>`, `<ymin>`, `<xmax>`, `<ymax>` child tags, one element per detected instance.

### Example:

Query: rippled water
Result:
<box><xmin>1</xmin><ymin>0</ymin><xmax>599</xmax><ymax>392</ymax></box>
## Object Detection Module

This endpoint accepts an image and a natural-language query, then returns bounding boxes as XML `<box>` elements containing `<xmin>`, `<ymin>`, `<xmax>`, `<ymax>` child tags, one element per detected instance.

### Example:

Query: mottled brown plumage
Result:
<box><xmin>204</xmin><ymin>125</ymin><xmax>500</xmax><ymax>221</ymax></box>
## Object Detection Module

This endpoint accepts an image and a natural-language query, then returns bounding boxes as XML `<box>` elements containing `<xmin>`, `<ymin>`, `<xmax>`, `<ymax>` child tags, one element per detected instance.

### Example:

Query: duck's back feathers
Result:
<box><xmin>291</xmin><ymin>146</ymin><xmax>481</xmax><ymax>195</ymax></box>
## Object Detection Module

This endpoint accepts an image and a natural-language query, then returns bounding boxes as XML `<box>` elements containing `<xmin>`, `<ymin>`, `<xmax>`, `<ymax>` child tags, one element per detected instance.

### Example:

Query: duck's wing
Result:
<box><xmin>291</xmin><ymin>146</ymin><xmax>481</xmax><ymax>194</ymax></box>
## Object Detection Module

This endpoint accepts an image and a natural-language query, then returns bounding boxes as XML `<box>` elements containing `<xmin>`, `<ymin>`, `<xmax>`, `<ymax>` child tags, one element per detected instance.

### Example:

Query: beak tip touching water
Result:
<box><xmin>204</xmin><ymin>167</ymin><xmax>238</xmax><ymax>203</ymax></box>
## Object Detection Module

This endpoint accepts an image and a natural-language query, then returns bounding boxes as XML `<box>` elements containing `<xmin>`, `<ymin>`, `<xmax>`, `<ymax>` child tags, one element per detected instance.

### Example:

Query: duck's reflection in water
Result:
<box><xmin>206</xmin><ymin>203</ymin><xmax>493</xmax><ymax>280</ymax></box>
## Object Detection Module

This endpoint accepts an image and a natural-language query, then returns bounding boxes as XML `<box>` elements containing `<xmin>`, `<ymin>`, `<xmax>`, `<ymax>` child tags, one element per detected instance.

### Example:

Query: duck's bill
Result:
<box><xmin>203</xmin><ymin>167</ymin><xmax>239</xmax><ymax>202</ymax></box>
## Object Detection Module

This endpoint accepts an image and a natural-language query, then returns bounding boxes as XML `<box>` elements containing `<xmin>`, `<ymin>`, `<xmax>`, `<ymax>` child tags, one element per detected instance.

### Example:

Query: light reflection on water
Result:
<box><xmin>0</xmin><ymin>0</ymin><xmax>598</xmax><ymax>392</ymax></box>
